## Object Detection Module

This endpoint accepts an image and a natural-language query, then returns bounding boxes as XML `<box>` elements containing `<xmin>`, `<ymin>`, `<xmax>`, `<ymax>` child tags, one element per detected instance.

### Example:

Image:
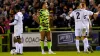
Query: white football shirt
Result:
<box><xmin>83</xmin><ymin>10</ymin><xmax>93</xmax><ymax>29</ymax></box>
<box><xmin>70</xmin><ymin>9</ymin><xmax>93</xmax><ymax>29</ymax></box>
<box><xmin>9</xmin><ymin>12</ymin><xmax>23</xmax><ymax>36</ymax></box>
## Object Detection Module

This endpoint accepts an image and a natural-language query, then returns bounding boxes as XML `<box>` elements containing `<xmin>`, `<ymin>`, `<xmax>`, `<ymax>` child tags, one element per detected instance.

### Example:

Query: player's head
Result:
<box><xmin>14</xmin><ymin>5</ymin><xmax>21</xmax><ymax>13</ymax></box>
<box><xmin>81</xmin><ymin>3</ymin><xmax>86</xmax><ymax>9</ymax></box>
<box><xmin>76</xmin><ymin>2</ymin><xmax>81</xmax><ymax>9</ymax></box>
<box><xmin>40</xmin><ymin>2</ymin><xmax>48</xmax><ymax>9</ymax></box>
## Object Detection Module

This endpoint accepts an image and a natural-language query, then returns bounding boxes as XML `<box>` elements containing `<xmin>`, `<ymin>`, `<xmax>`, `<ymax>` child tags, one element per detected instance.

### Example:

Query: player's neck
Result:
<box><xmin>77</xmin><ymin>7</ymin><xmax>81</xmax><ymax>9</ymax></box>
<box><xmin>43</xmin><ymin>8</ymin><xmax>47</xmax><ymax>10</ymax></box>
<box><xmin>42</xmin><ymin>7</ymin><xmax>47</xmax><ymax>10</ymax></box>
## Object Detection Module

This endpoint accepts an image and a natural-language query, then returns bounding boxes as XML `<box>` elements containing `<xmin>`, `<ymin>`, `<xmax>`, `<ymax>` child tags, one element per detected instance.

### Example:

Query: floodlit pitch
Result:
<box><xmin>0</xmin><ymin>51</ymin><xmax>100</xmax><ymax>56</ymax></box>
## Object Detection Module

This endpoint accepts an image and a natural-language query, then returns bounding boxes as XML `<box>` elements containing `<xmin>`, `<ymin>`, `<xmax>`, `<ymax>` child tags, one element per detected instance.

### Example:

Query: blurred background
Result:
<box><xmin>0</xmin><ymin>0</ymin><xmax>100</xmax><ymax>52</ymax></box>
<box><xmin>0</xmin><ymin>0</ymin><xmax>100</xmax><ymax>33</ymax></box>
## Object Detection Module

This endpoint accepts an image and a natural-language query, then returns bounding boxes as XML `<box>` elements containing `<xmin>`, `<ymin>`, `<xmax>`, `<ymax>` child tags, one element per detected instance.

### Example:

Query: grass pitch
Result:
<box><xmin>0</xmin><ymin>51</ymin><xmax>100</xmax><ymax>56</ymax></box>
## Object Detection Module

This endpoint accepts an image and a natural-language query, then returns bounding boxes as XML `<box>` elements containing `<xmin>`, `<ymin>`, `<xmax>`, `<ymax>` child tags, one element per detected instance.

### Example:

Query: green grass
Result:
<box><xmin>0</xmin><ymin>51</ymin><xmax>100</xmax><ymax>56</ymax></box>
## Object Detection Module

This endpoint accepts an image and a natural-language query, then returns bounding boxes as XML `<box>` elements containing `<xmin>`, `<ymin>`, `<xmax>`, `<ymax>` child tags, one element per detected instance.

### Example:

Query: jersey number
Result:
<box><xmin>76</xmin><ymin>12</ymin><xmax>80</xmax><ymax>19</ymax></box>
<box><xmin>76</xmin><ymin>12</ymin><xmax>87</xmax><ymax>19</ymax></box>
<box><xmin>84</xmin><ymin>15</ymin><xmax>87</xmax><ymax>19</ymax></box>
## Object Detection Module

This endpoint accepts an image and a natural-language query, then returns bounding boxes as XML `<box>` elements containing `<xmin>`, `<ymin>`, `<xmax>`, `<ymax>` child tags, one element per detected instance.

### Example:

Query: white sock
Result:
<box><xmin>18</xmin><ymin>43</ymin><xmax>23</xmax><ymax>54</ymax></box>
<box><xmin>49</xmin><ymin>49</ymin><xmax>52</xmax><ymax>52</ymax></box>
<box><xmin>42</xmin><ymin>49</ymin><xmax>44</xmax><ymax>53</ymax></box>
<box><xmin>85</xmin><ymin>38</ymin><xmax>89</xmax><ymax>48</ymax></box>
<box><xmin>83</xmin><ymin>38</ymin><xmax>89</xmax><ymax>52</ymax></box>
<box><xmin>15</xmin><ymin>42</ymin><xmax>19</xmax><ymax>53</ymax></box>
<box><xmin>76</xmin><ymin>40</ymin><xmax>80</xmax><ymax>52</ymax></box>
<box><xmin>83</xmin><ymin>39</ymin><xmax>87</xmax><ymax>52</ymax></box>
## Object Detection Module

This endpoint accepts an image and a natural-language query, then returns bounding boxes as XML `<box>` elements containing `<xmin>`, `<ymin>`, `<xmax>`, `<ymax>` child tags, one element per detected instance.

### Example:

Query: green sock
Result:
<box><xmin>40</xmin><ymin>41</ymin><xmax>44</xmax><ymax>50</ymax></box>
<box><xmin>47</xmin><ymin>41</ymin><xmax>52</xmax><ymax>50</ymax></box>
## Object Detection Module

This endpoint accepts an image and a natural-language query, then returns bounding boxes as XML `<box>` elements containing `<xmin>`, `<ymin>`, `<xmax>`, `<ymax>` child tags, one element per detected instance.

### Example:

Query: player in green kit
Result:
<box><xmin>33</xmin><ymin>1</ymin><xmax>56</xmax><ymax>54</ymax></box>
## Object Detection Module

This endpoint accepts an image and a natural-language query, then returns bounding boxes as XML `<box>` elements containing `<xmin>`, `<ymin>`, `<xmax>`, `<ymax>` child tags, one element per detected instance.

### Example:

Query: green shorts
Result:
<box><xmin>39</xmin><ymin>26</ymin><xmax>50</xmax><ymax>32</ymax></box>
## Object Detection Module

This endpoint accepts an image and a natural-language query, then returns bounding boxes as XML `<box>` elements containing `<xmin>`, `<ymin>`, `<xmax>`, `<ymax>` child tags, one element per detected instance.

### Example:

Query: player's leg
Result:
<box><xmin>15</xmin><ymin>36</ymin><xmax>22</xmax><ymax>55</ymax></box>
<box><xmin>17</xmin><ymin>34</ymin><xmax>23</xmax><ymax>54</ymax></box>
<box><xmin>82</xmin><ymin>36</ymin><xmax>89</xmax><ymax>53</ymax></box>
<box><xmin>14</xmin><ymin>36</ymin><xmax>19</xmax><ymax>54</ymax></box>
<box><xmin>75</xmin><ymin>29</ymin><xmax>80</xmax><ymax>53</ymax></box>
<box><xmin>85</xmin><ymin>29</ymin><xmax>93</xmax><ymax>53</ymax></box>
<box><xmin>81</xmin><ymin>28</ymin><xmax>90</xmax><ymax>53</ymax></box>
<box><xmin>40</xmin><ymin>31</ymin><xmax>46</xmax><ymax>54</ymax></box>
<box><xmin>46</xmin><ymin>31</ymin><xmax>56</xmax><ymax>54</ymax></box>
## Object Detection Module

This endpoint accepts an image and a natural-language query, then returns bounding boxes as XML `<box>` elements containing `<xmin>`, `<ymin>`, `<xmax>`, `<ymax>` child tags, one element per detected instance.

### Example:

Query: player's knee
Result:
<box><xmin>18</xmin><ymin>39</ymin><xmax>21</xmax><ymax>43</ymax></box>
<box><xmin>81</xmin><ymin>36</ymin><xmax>86</xmax><ymax>40</ymax></box>
<box><xmin>47</xmin><ymin>40</ymin><xmax>51</xmax><ymax>42</ymax></box>
<box><xmin>14</xmin><ymin>37</ymin><xmax>17</xmax><ymax>43</ymax></box>
<box><xmin>46</xmin><ymin>36</ymin><xmax>51</xmax><ymax>40</ymax></box>
<box><xmin>47</xmin><ymin>37</ymin><xmax>51</xmax><ymax>40</ymax></box>
<box><xmin>15</xmin><ymin>36</ymin><xmax>21</xmax><ymax>43</ymax></box>
<box><xmin>76</xmin><ymin>36</ymin><xmax>80</xmax><ymax>40</ymax></box>
<box><xmin>41</xmin><ymin>36</ymin><xmax>45</xmax><ymax>40</ymax></box>
<box><xmin>41</xmin><ymin>40</ymin><xmax>44</xmax><ymax>41</ymax></box>
<box><xmin>14</xmin><ymin>36</ymin><xmax>20</xmax><ymax>43</ymax></box>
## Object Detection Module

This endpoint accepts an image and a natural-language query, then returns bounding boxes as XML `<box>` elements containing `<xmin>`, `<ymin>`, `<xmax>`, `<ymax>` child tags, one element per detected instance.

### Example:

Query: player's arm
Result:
<box><xmin>9</xmin><ymin>15</ymin><xmax>18</xmax><ymax>25</ymax></box>
<box><xmin>69</xmin><ymin>11</ymin><xmax>74</xmax><ymax>18</ymax></box>
<box><xmin>86</xmin><ymin>11</ymin><xmax>93</xmax><ymax>29</ymax></box>
<box><xmin>33</xmin><ymin>13</ymin><xmax>40</xmax><ymax>25</ymax></box>
<box><xmin>93</xmin><ymin>12</ymin><xmax>98</xmax><ymax>20</ymax></box>
<box><xmin>87</xmin><ymin>10</ymin><xmax>99</xmax><ymax>20</ymax></box>
<box><xmin>88</xmin><ymin>11</ymin><xmax>93</xmax><ymax>19</ymax></box>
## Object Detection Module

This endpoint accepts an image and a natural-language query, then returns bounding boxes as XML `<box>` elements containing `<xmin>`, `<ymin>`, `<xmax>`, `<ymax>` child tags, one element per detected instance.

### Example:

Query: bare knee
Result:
<box><xmin>76</xmin><ymin>36</ymin><xmax>80</xmax><ymax>40</ymax></box>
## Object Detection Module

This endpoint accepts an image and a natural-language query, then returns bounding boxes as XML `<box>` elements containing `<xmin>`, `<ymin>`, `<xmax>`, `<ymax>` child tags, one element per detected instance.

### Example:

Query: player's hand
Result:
<box><xmin>9</xmin><ymin>23</ymin><xmax>11</xmax><ymax>26</ymax></box>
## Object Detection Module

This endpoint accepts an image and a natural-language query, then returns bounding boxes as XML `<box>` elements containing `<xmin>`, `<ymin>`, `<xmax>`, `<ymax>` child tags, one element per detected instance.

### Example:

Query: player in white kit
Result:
<box><xmin>9</xmin><ymin>5</ymin><xmax>23</xmax><ymax>55</ymax></box>
<box><xmin>81</xmin><ymin>3</ymin><xmax>94</xmax><ymax>53</ymax></box>
<box><xmin>70</xmin><ymin>2</ymin><xmax>93</xmax><ymax>53</ymax></box>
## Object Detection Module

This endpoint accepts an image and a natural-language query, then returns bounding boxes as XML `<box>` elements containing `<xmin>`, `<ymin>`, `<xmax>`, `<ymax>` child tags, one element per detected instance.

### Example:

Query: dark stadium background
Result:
<box><xmin>0</xmin><ymin>0</ymin><xmax>100</xmax><ymax>52</ymax></box>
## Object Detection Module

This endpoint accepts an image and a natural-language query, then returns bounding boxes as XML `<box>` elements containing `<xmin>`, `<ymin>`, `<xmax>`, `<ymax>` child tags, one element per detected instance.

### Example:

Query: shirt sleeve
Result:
<box><xmin>9</xmin><ymin>20</ymin><xmax>18</xmax><ymax>25</ymax></box>
<box><xmin>15</xmin><ymin>14</ymin><xmax>19</xmax><ymax>21</ymax></box>
<box><xmin>39</xmin><ymin>9</ymin><xmax>43</xmax><ymax>16</ymax></box>
<box><xmin>9</xmin><ymin>15</ymin><xmax>18</xmax><ymax>25</ymax></box>
<box><xmin>88</xmin><ymin>11</ymin><xmax>93</xmax><ymax>16</ymax></box>
<box><xmin>70</xmin><ymin>11</ymin><xmax>74</xmax><ymax>17</ymax></box>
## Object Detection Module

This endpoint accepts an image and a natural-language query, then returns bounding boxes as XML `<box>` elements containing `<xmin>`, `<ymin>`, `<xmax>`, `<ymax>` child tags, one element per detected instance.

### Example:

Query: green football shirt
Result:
<box><xmin>39</xmin><ymin>9</ymin><xmax>50</xmax><ymax>32</ymax></box>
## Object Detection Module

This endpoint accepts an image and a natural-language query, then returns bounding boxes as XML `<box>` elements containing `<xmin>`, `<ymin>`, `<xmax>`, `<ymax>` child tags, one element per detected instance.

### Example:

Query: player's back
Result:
<box><xmin>70</xmin><ymin>9</ymin><xmax>88</xmax><ymax>29</ymax></box>
<box><xmin>82</xmin><ymin>9</ymin><xmax>93</xmax><ymax>28</ymax></box>
<box><xmin>14</xmin><ymin>12</ymin><xmax>23</xmax><ymax>33</ymax></box>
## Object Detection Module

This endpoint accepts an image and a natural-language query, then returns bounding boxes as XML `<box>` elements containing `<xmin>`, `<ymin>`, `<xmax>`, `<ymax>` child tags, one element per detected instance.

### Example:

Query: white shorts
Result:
<box><xmin>75</xmin><ymin>28</ymin><xmax>89</xmax><ymax>37</ymax></box>
<box><xmin>14</xmin><ymin>28</ymin><xmax>23</xmax><ymax>37</ymax></box>
<box><xmin>13</xmin><ymin>31</ymin><xmax>22</xmax><ymax>38</ymax></box>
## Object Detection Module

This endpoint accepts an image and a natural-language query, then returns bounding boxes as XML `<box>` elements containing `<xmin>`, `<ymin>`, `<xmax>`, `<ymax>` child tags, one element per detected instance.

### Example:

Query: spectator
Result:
<box><xmin>49</xmin><ymin>2</ymin><xmax>55</xmax><ymax>14</ymax></box>
<box><xmin>26</xmin><ymin>11</ymin><xmax>39</xmax><ymax>28</ymax></box>
<box><xmin>0</xmin><ymin>0</ymin><xmax>100</xmax><ymax>31</ymax></box>
<box><xmin>0</xmin><ymin>16</ymin><xmax>5</xmax><ymax>34</ymax></box>
<box><xmin>93</xmin><ymin>4</ymin><xmax>100</xmax><ymax>26</ymax></box>
<box><xmin>60</xmin><ymin>5</ymin><xmax>69</xmax><ymax>27</ymax></box>
<box><xmin>21</xmin><ymin>8</ymin><xmax>29</xmax><ymax>32</ymax></box>
<box><xmin>24</xmin><ymin>1</ymin><xmax>29</xmax><ymax>12</ymax></box>
<box><xmin>33</xmin><ymin>0</ymin><xmax>40</xmax><ymax>10</ymax></box>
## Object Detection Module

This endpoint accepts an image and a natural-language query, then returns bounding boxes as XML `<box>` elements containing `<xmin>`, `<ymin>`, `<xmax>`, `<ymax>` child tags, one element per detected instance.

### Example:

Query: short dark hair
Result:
<box><xmin>40</xmin><ymin>2</ymin><xmax>46</xmax><ymax>9</ymax></box>
<box><xmin>14</xmin><ymin>5</ymin><xmax>21</xmax><ymax>10</ymax></box>
<box><xmin>75</xmin><ymin>2</ymin><xmax>80</xmax><ymax>8</ymax></box>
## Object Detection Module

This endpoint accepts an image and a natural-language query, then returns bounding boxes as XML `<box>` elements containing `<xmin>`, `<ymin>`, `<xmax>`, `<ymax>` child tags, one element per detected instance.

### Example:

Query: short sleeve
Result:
<box><xmin>70</xmin><ymin>11</ymin><xmax>74</xmax><ymax>17</ymax></box>
<box><xmin>15</xmin><ymin>14</ymin><xmax>19</xmax><ymax>21</ymax></box>
<box><xmin>39</xmin><ymin>9</ymin><xmax>43</xmax><ymax>16</ymax></box>
<box><xmin>88</xmin><ymin>11</ymin><xmax>93</xmax><ymax>16</ymax></box>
